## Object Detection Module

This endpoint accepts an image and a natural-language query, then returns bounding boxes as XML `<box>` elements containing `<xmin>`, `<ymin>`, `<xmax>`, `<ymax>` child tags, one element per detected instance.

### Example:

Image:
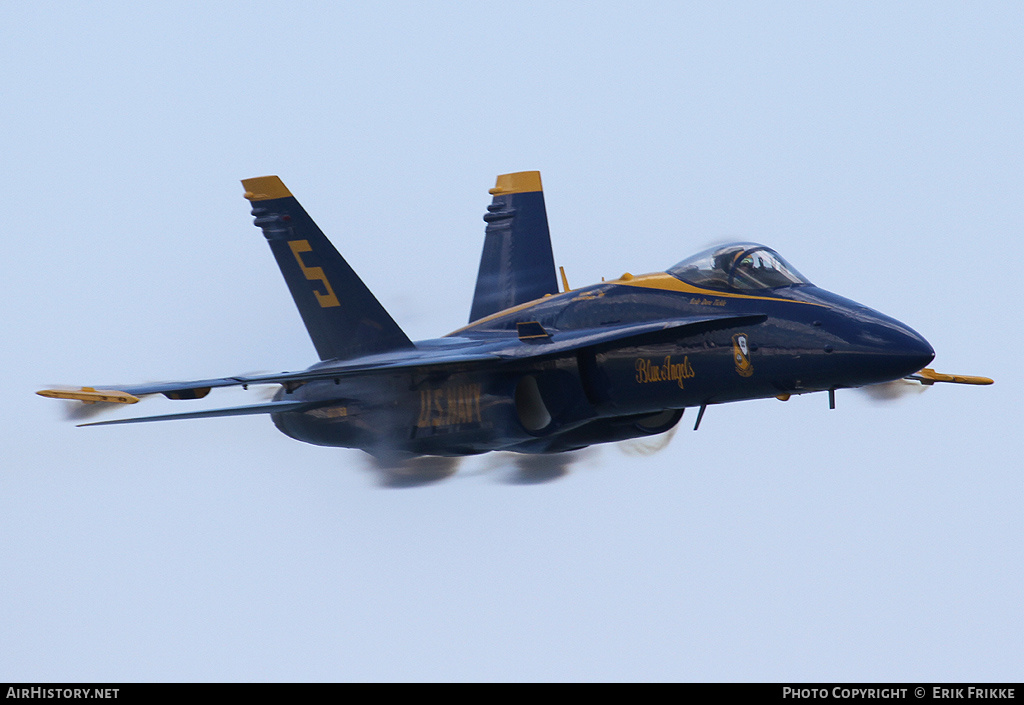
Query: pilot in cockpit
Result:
<box><xmin>669</xmin><ymin>243</ymin><xmax>810</xmax><ymax>292</ymax></box>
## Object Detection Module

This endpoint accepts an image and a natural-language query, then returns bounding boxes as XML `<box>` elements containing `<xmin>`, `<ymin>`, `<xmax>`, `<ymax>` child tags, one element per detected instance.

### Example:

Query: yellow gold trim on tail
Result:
<box><xmin>37</xmin><ymin>387</ymin><xmax>140</xmax><ymax>404</ymax></box>
<box><xmin>241</xmin><ymin>175</ymin><xmax>293</xmax><ymax>201</ymax></box>
<box><xmin>488</xmin><ymin>171</ymin><xmax>543</xmax><ymax>195</ymax></box>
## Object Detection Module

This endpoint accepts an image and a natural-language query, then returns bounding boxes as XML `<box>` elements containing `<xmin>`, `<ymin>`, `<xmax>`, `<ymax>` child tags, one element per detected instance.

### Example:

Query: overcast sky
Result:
<box><xmin>2</xmin><ymin>1</ymin><xmax>1020</xmax><ymax>682</ymax></box>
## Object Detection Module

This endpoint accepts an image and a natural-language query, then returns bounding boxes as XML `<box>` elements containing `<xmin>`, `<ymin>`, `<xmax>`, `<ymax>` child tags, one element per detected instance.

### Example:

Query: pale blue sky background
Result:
<box><xmin>1</xmin><ymin>1</ymin><xmax>1020</xmax><ymax>681</ymax></box>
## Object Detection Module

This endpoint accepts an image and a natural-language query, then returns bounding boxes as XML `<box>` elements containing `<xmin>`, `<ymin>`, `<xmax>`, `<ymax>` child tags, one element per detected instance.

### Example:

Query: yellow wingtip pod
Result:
<box><xmin>241</xmin><ymin>175</ymin><xmax>293</xmax><ymax>201</ymax></box>
<box><xmin>915</xmin><ymin>368</ymin><xmax>994</xmax><ymax>385</ymax></box>
<box><xmin>36</xmin><ymin>387</ymin><xmax>140</xmax><ymax>404</ymax></box>
<box><xmin>488</xmin><ymin>171</ymin><xmax>543</xmax><ymax>195</ymax></box>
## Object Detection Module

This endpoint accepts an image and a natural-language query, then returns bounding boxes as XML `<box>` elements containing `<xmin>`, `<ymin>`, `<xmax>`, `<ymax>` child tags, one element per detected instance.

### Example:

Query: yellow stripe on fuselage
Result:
<box><xmin>612</xmin><ymin>272</ymin><xmax>829</xmax><ymax>306</ymax></box>
<box><xmin>451</xmin><ymin>272</ymin><xmax>825</xmax><ymax>336</ymax></box>
<box><xmin>450</xmin><ymin>293</ymin><xmax>569</xmax><ymax>335</ymax></box>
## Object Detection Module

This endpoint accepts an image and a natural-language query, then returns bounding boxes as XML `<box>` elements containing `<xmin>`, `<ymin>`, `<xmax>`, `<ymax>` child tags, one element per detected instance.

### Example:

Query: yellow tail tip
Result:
<box><xmin>241</xmin><ymin>175</ymin><xmax>292</xmax><ymax>201</ymax></box>
<box><xmin>488</xmin><ymin>171</ymin><xmax>542</xmax><ymax>196</ymax></box>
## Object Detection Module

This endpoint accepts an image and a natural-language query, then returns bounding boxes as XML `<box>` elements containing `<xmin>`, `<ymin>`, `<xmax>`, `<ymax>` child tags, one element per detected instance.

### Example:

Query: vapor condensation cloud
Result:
<box><xmin>858</xmin><ymin>379</ymin><xmax>929</xmax><ymax>404</ymax></box>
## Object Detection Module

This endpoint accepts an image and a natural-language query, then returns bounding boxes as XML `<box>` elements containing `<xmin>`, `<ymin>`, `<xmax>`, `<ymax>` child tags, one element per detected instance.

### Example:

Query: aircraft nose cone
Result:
<box><xmin>797</xmin><ymin>288</ymin><xmax>937</xmax><ymax>387</ymax></box>
<box><xmin>863</xmin><ymin>318</ymin><xmax>935</xmax><ymax>382</ymax></box>
<box><xmin>889</xmin><ymin>328</ymin><xmax>935</xmax><ymax>377</ymax></box>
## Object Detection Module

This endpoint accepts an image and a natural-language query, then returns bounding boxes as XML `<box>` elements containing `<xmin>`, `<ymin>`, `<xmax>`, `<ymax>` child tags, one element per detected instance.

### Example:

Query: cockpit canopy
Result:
<box><xmin>668</xmin><ymin>242</ymin><xmax>811</xmax><ymax>291</ymax></box>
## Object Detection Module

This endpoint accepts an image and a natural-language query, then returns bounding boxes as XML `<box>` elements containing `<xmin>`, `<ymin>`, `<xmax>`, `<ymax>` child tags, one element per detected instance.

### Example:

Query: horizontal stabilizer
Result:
<box><xmin>77</xmin><ymin>399</ymin><xmax>327</xmax><ymax>427</ymax></box>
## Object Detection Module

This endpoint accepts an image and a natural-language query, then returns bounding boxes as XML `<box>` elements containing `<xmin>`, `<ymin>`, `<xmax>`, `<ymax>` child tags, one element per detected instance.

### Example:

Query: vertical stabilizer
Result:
<box><xmin>468</xmin><ymin>171</ymin><xmax>558</xmax><ymax>323</ymax></box>
<box><xmin>242</xmin><ymin>176</ymin><xmax>414</xmax><ymax>361</ymax></box>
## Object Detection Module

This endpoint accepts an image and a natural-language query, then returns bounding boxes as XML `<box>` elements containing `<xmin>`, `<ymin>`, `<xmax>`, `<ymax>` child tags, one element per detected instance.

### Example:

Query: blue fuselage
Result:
<box><xmin>270</xmin><ymin>278</ymin><xmax>934</xmax><ymax>458</ymax></box>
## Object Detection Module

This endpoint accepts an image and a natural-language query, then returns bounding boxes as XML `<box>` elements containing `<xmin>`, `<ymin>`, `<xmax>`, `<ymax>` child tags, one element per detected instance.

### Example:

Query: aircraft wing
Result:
<box><xmin>492</xmin><ymin>313</ymin><xmax>767</xmax><ymax>358</ymax></box>
<box><xmin>39</xmin><ymin>311</ymin><xmax>762</xmax><ymax>426</ymax></box>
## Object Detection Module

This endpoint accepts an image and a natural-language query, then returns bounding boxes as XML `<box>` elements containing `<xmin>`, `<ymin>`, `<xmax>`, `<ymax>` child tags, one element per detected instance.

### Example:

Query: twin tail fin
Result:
<box><xmin>244</xmin><ymin>171</ymin><xmax>556</xmax><ymax>356</ymax></box>
<box><xmin>242</xmin><ymin>176</ymin><xmax>414</xmax><ymax>361</ymax></box>
<box><xmin>468</xmin><ymin>171</ymin><xmax>558</xmax><ymax>323</ymax></box>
